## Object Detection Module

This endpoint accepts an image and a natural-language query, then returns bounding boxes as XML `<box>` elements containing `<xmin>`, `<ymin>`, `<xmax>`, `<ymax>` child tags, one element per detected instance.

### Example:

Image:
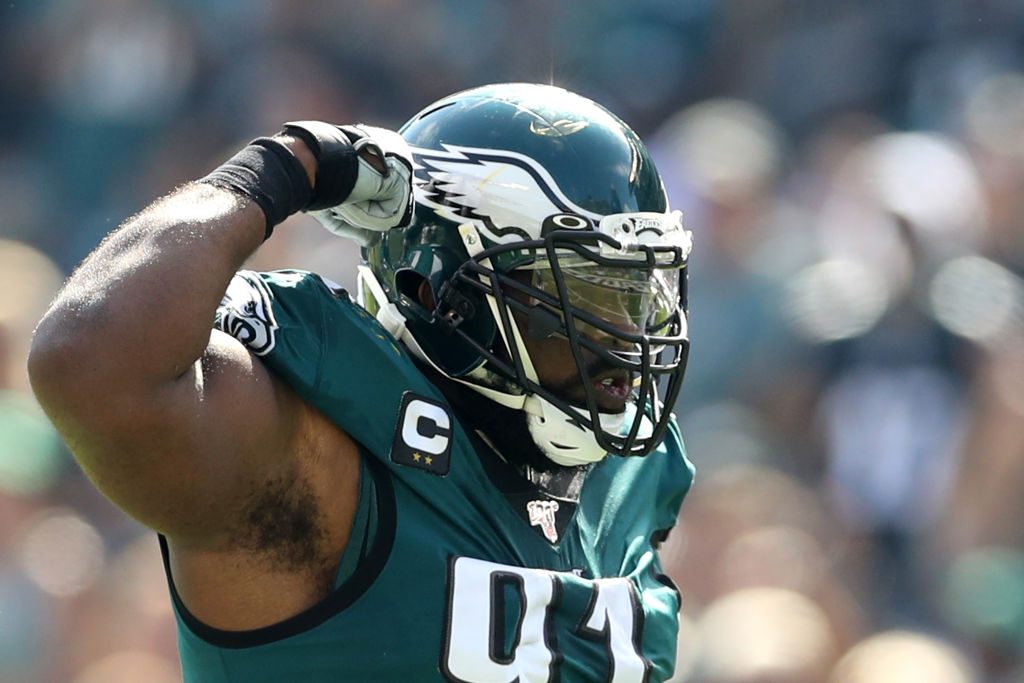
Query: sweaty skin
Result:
<box><xmin>28</xmin><ymin>137</ymin><xmax>369</xmax><ymax>630</ymax></box>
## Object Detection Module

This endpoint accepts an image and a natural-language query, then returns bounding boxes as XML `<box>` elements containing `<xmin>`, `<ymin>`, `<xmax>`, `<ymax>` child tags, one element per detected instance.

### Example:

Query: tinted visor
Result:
<box><xmin>530</xmin><ymin>265</ymin><xmax>679</xmax><ymax>352</ymax></box>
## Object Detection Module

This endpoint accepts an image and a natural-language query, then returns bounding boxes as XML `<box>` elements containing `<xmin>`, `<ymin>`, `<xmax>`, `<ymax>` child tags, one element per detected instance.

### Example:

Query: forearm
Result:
<box><xmin>24</xmin><ymin>121</ymin><xmax>408</xmax><ymax>542</ymax></box>
<box><xmin>49</xmin><ymin>186</ymin><xmax>262</xmax><ymax>376</ymax></box>
<box><xmin>31</xmin><ymin>136</ymin><xmax>316</xmax><ymax>390</ymax></box>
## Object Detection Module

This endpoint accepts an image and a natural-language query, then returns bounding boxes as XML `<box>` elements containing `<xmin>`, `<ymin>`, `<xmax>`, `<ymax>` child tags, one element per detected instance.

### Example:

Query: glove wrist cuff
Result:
<box><xmin>199</xmin><ymin>137</ymin><xmax>312</xmax><ymax>240</ymax></box>
<box><xmin>281</xmin><ymin>121</ymin><xmax>360</xmax><ymax>210</ymax></box>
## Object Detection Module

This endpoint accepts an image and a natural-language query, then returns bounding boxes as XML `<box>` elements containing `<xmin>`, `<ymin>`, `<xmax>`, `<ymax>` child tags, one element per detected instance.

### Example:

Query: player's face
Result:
<box><xmin>509</xmin><ymin>266</ymin><xmax>675</xmax><ymax>414</ymax></box>
<box><xmin>517</xmin><ymin>321</ymin><xmax>634</xmax><ymax>413</ymax></box>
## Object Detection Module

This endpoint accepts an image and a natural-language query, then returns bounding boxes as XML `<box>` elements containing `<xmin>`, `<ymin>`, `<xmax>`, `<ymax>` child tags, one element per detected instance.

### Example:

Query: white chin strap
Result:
<box><xmin>525</xmin><ymin>397</ymin><xmax>623</xmax><ymax>466</ymax></box>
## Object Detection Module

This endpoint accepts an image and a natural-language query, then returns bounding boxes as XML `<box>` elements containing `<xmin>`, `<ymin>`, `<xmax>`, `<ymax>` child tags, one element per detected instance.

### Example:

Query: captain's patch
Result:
<box><xmin>215</xmin><ymin>271</ymin><xmax>279</xmax><ymax>356</ymax></box>
<box><xmin>391</xmin><ymin>392</ymin><xmax>452</xmax><ymax>475</ymax></box>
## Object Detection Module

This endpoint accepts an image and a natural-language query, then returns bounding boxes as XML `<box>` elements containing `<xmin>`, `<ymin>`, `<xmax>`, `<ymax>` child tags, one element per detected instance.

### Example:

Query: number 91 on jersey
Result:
<box><xmin>441</xmin><ymin>557</ymin><xmax>661</xmax><ymax>683</ymax></box>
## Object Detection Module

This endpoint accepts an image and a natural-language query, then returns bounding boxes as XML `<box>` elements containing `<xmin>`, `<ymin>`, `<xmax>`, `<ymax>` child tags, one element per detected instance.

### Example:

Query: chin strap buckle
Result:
<box><xmin>436</xmin><ymin>283</ymin><xmax>476</xmax><ymax>332</ymax></box>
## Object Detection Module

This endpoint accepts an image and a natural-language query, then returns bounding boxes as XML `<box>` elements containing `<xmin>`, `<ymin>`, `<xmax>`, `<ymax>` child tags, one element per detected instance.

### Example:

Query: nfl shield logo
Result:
<box><xmin>527</xmin><ymin>500</ymin><xmax>561</xmax><ymax>543</ymax></box>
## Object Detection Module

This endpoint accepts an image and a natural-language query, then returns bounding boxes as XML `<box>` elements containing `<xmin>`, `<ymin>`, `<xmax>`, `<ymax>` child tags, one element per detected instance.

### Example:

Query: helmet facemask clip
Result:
<box><xmin>436</xmin><ymin>283</ymin><xmax>478</xmax><ymax>332</ymax></box>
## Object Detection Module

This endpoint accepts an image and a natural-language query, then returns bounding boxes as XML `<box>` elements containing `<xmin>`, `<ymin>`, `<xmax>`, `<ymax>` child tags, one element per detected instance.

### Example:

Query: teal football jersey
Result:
<box><xmin>162</xmin><ymin>269</ymin><xmax>695</xmax><ymax>682</ymax></box>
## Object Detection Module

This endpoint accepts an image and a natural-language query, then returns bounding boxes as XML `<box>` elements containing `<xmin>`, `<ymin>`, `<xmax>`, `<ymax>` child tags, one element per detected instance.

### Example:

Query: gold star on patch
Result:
<box><xmin>425</xmin><ymin>456</ymin><xmax>433</xmax><ymax>466</ymax></box>
<box><xmin>413</xmin><ymin>453</ymin><xmax>422</xmax><ymax>462</ymax></box>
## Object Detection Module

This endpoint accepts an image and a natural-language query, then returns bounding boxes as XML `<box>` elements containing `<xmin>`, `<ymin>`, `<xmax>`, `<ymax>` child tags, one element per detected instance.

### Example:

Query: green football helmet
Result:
<box><xmin>358</xmin><ymin>83</ymin><xmax>691</xmax><ymax>466</ymax></box>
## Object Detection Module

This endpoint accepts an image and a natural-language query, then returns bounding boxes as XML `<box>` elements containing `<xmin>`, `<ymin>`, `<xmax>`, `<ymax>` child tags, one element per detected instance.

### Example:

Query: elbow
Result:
<box><xmin>27</xmin><ymin>307</ymin><xmax>94</xmax><ymax>403</ymax></box>
<box><xmin>28</xmin><ymin>307</ymin><xmax>122</xmax><ymax>432</ymax></box>
<box><xmin>28</xmin><ymin>307</ymin><xmax>153</xmax><ymax>447</ymax></box>
<box><xmin>28</xmin><ymin>314</ymin><xmax>73</xmax><ymax>399</ymax></box>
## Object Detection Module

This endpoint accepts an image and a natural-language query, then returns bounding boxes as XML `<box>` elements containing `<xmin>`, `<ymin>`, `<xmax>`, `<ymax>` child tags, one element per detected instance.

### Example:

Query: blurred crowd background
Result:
<box><xmin>2</xmin><ymin>1</ymin><xmax>1024</xmax><ymax>681</ymax></box>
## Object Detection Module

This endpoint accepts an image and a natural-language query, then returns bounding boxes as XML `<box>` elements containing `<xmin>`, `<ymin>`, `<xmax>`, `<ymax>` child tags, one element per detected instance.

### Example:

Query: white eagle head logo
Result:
<box><xmin>215</xmin><ymin>271</ymin><xmax>278</xmax><ymax>356</ymax></box>
<box><xmin>411</xmin><ymin>144</ymin><xmax>602</xmax><ymax>245</ymax></box>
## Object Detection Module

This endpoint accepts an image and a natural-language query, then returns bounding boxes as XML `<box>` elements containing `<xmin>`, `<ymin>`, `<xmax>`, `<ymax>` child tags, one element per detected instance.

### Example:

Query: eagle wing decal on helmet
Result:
<box><xmin>411</xmin><ymin>144</ymin><xmax>602</xmax><ymax>244</ymax></box>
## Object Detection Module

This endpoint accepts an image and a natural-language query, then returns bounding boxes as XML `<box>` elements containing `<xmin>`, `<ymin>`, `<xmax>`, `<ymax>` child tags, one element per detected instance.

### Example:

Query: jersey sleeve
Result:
<box><xmin>654</xmin><ymin>418</ymin><xmax>695</xmax><ymax>534</ymax></box>
<box><xmin>213</xmin><ymin>269</ymin><xmax>419</xmax><ymax>450</ymax></box>
<box><xmin>214</xmin><ymin>269</ymin><xmax>329</xmax><ymax>398</ymax></box>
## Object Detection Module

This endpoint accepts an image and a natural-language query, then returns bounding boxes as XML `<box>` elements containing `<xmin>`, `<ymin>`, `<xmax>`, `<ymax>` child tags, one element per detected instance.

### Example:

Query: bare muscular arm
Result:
<box><xmin>28</xmin><ymin>137</ymin><xmax>319</xmax><ymax>545</ymax></box>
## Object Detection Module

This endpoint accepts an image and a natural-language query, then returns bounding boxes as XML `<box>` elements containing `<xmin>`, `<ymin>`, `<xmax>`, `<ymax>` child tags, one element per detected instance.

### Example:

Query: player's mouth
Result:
<box><xmin>544</xmin><ymin>359</ymin><xmax>634</xmax><ymax>414</ymax></box>
<box><xmin>591</xmin><ymin>370</ymin><xmax>633</xmax><ymax>411</ymax></box>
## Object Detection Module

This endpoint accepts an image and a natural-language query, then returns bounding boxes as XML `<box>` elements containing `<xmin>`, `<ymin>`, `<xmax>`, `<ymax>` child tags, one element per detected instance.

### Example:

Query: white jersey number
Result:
<box><xmin>442</xmin><ymin>557</ymin><xmax>649</xmax><ymax>683</ymax></box>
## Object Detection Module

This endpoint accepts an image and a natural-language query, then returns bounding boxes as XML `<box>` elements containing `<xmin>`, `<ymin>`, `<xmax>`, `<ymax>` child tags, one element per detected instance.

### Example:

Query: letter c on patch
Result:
<box><xmin>401</xmin><ymin>399</ymin><xmax>451</xmax><ymax>455</ymax></box>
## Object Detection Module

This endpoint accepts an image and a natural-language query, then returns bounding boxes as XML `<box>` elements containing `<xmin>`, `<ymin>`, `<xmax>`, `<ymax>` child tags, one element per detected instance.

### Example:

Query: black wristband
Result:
<box><xmin>199</xmin><ymin>137</ymin><xmax>312</xmax><ymax>240</ymax></box>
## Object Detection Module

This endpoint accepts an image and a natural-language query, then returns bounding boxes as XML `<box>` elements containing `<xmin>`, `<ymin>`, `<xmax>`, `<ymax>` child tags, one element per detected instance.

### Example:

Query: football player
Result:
<box><xmin>29</xmin><ymin>83</ymin><xmax>694</xmax><ymax>682</ymax></box>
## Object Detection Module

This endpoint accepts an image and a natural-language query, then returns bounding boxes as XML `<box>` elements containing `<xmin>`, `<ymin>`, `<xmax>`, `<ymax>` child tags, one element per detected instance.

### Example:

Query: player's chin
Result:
<box><xmin>557</xmin><ymin>385</ymin><xmax>629</xmax><ymax>415</ymax></box>
<box><xmin>593</xmin><ymin>395</ymin><xmax>629</xmax><ymax>414</ymax></box>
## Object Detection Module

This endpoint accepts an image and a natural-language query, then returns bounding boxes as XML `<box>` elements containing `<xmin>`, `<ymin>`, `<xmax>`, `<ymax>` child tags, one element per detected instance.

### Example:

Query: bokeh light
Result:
<box><xmin>930</xmin><ymin>255</ymin><xmax>1023</xmax><ymax>346</ymax></box>
<box><xmin>829</xmin><ymin>631</ymin><xmax>975</xmax><ymax>683</ymax></box>
<box><xmin>784</xmin><ymin>259</ymin><xmax>889</xmax><ymax>342</ymax></box>
<box><xmin>859</xmin><ymin>133</ymin><xmax>987</xmax><ymax>245</ymax></box>
<box><xmin>964</xmin><ymin>72</ymin><xmax>1024</xmax><ymax>161</ymax></box>
<box><xmin>944</xmin><ymin>547</ymin><xmax>1024</xmax><ymax>646</ymax></box>
<box><xmin>697</xmin><ymin>587</ymin><xmax>836</xmax><ymax>681</ymax></box>
<box><xmin>17</xmin><ymin>510</ymin><xmax>106</xmax><ymax>598</ymax></box>
<box><xmin>659</xmin><ymin>99</ymin><xmax>783</xmax><ymax>203</ymax></box>
<box><xmin>72</xmin><ymin>650</ymin><xmax>180</xmax><ymax>683</ymax></box>
<box><xmin>0</xmin><ymin>391</ymin><xmax>64</xmax><ymax>495</ymax></box>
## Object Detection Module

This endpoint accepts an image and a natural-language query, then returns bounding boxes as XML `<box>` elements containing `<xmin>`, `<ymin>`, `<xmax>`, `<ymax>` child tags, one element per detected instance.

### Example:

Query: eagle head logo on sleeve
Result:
<box><xmin>215</xmin><ymin>271</ymin><xmax>279</xmax><ymax>356</ymax></box>
<box><xmin>411</xmin><ymin>144</ymin><xmax>602</xmax><ymax>244</ymax></box>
